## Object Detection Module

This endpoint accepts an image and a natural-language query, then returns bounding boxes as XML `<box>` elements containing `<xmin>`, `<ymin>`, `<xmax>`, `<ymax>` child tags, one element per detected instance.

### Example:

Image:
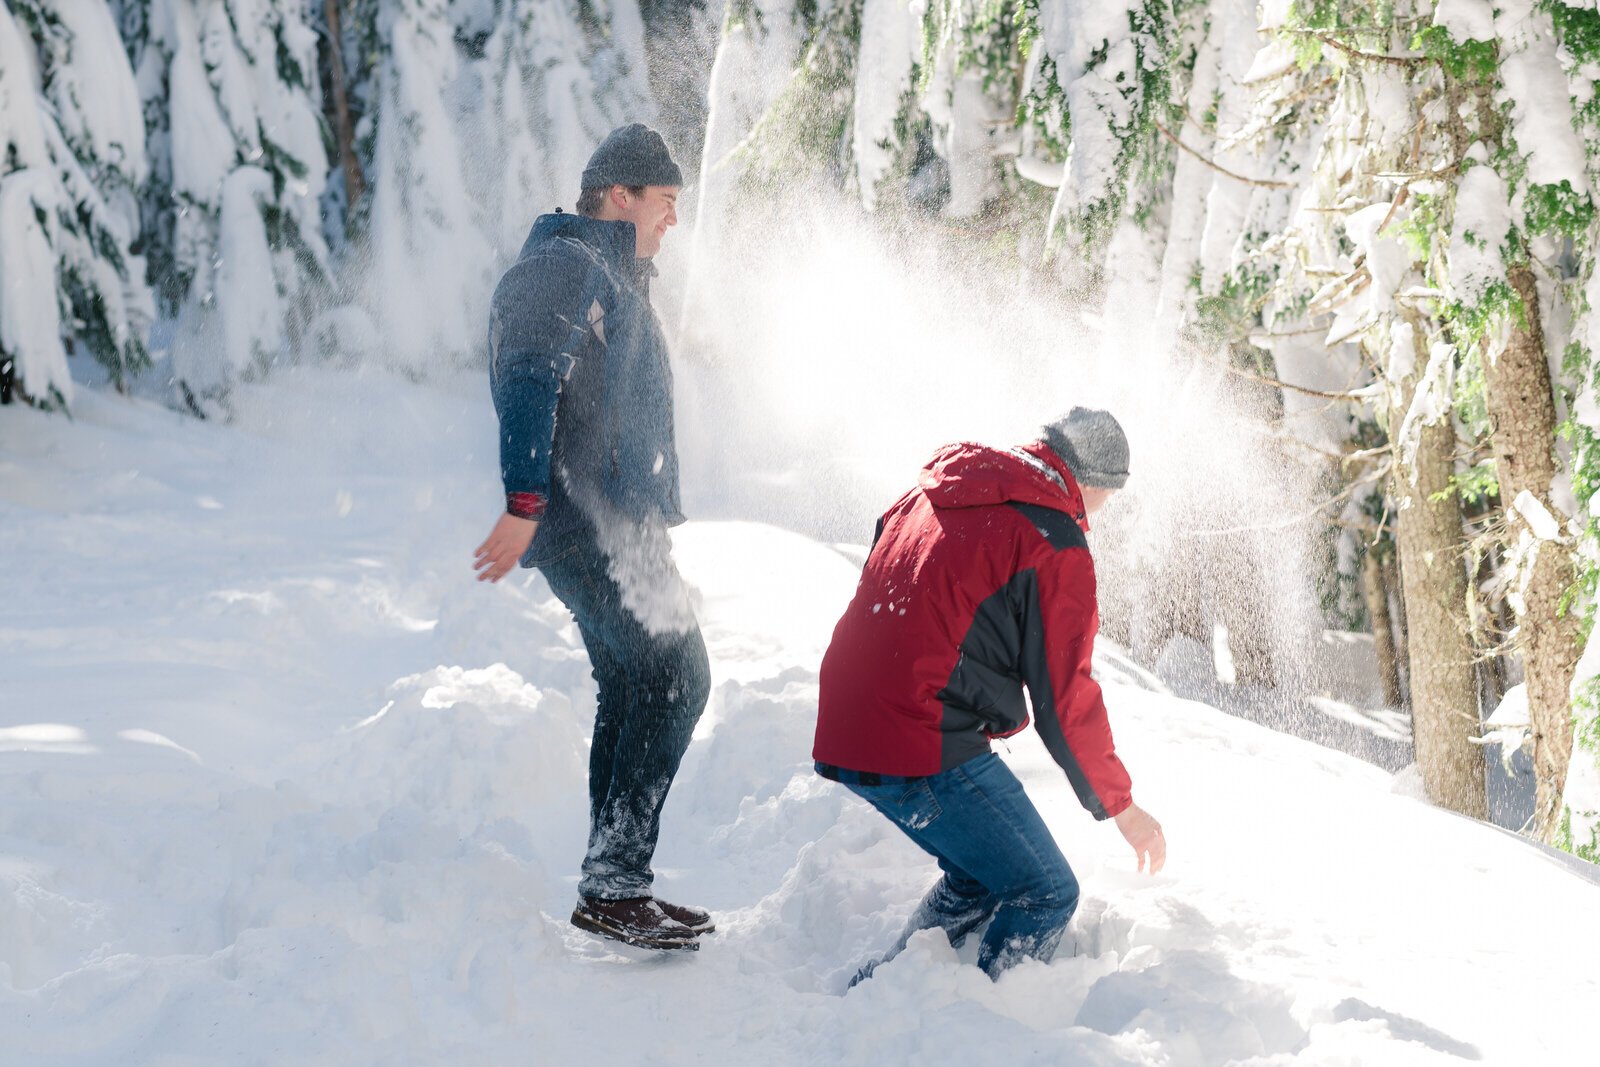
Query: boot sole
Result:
<box><xmin>570</xmin><ymin>908</ymin><xmax>701</xmax><ymax>951</ymax></box>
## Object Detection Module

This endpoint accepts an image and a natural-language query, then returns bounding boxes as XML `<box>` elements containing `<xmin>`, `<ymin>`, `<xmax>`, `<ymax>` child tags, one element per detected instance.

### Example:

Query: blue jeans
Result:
<box><xmin>836</xmin><ymin>753</ymin><xmax>1080</xmax><ymax>980</ymax></box>
<box><xmin>536</xmin><ymin>520</ymin><xmax>710</xmax><ymax>900</ymax></box>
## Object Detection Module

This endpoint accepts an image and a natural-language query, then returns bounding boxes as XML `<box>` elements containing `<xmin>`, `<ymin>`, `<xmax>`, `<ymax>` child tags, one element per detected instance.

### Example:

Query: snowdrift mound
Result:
<box><xmin>305</xmin><ymin>665</ymin><xmax>589</xmax><ymax>831</ymax></box>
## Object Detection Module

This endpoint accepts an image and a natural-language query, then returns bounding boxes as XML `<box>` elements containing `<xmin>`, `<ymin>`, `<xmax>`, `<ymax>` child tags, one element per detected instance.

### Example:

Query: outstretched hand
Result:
<box><xmin>473</xmin><ymin>513</ymin><xmax>538</xmax><ymax>582</ymax></box>
<box><xmin>1114</xmin><ymin>802</ymin><xmax>1166</xmax><ymax>874</ymax></box>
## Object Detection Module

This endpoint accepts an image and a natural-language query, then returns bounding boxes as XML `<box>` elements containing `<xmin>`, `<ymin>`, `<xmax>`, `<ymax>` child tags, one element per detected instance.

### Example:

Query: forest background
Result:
<box><xmin>4</xmin><ymin>0</ymin><xmax>1599</xmax><ymax>859</ymax></box>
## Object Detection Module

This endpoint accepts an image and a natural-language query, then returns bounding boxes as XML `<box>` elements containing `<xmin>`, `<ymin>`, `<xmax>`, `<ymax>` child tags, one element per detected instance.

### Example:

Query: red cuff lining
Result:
<box><xmin>506</xmin><ymin>491</ymin><xmax>547</xmax><ymax>520</ymax></box>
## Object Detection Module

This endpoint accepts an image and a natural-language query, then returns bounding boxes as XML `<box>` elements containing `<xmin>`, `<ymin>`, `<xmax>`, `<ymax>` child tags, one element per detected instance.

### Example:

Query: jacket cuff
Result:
<box><xmin>1098</xmin><ymin>793</ymin><xmax>1132</xmax><ymax>821</ymax></box>
<box><xmin>506</xmin><ymin>491</ymin><xmax>547</xmax><ymax>520</ymax></box>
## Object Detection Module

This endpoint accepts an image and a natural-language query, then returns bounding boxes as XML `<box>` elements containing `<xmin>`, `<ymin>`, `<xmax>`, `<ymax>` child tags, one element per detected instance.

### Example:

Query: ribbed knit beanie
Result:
<box><xmin>581</xmin><ymin>124</ymin><xmax>683</xmax><ymax>190</ymax></box>
<box><xmin>1041</xmin><ymin>408</ymin><xmax>1131</xmax><ymax>489</ymax></box>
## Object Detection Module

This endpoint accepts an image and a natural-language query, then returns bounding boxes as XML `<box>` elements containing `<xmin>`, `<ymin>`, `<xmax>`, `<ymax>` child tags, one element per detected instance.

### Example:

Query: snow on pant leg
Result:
<box><xmin>536</xmin><ymin>520</ymin><xmax>710</xmax><ymax>900</ymax></box>
<box><xmin>848</xmin><ymin>862</ymin><xmax>996</xmax><ymax>986</ymax></box>
<box><xmin>579</xmin><ymin>624</ymin><xmax>709</xmax><ymax>899</ymax></box>
<box><xmin>848</xmin><ymin>754</ymin><xmax>1077</xmax><ymax>980</ymax></box>
<box><xmin>909</xmin><ymin>864</ymin><xmax>999</xmax><ymax>949</ymax></box>
<box><xmin>844</xmin><ymin>779</ymin><xmax>998</xmax><ymax>967</ymax></box>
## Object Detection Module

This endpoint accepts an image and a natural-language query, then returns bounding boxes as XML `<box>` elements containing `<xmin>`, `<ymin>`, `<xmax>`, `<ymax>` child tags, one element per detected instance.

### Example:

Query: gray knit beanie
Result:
<box><xmin>1041</xmin><ymin>408</ymin><xmax>1131</xmax><ymax>489</ymax></box>
<box><xmin>581</xmin><ymin>124</ymin><xmax>683</xmax><ymax>190</ymax></box>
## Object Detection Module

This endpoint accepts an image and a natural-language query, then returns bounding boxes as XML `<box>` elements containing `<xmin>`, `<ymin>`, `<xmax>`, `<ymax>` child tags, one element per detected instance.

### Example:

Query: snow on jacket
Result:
<box><xmin>813</xmin><ymin>441</ymin><xmax>1133</xmax><ymax>820</ymax></box>
<box><xmin>487</xmin><ymin>210</ymin><xmax>684</xmax><ymax>557</ymax></box>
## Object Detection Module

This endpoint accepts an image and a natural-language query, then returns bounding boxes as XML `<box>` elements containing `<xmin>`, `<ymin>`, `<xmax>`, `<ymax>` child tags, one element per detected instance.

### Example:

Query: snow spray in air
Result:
<box><xmin>664</xmin><ymin>181</ymin><xmax>1356</xmax><ymax>727</ymax></box>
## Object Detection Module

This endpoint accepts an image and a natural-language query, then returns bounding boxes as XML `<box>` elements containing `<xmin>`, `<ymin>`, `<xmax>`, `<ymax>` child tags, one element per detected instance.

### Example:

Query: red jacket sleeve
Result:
<box><xmin>1021</xmin><ymin>546</ymin><xmax>1133</xmax><ymax>820</ymax></box>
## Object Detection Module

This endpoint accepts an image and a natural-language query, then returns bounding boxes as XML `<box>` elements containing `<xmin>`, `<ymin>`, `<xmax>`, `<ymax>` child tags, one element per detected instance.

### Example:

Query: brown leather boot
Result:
<box><xmin>571</xmin><ymin>896</ymin><xmax>699</xmax><ymax>951</ymax></box>
<box><xmin>655</xmin><ymin>898</ymin><xmax>715</xmax><ymax>934</ymax></box>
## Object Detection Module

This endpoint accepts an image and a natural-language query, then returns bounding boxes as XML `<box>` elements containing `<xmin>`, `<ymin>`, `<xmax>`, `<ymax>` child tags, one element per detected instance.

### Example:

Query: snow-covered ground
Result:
<box><xmin>4</xmin><ymin>371</ymin><xmax>1598</xmax><ymax>1065</ymax></box>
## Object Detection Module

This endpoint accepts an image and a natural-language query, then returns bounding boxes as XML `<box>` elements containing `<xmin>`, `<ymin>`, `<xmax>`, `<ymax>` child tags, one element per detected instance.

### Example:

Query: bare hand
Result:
<box><xmin>1114</xmin><ymin>802</ymin><xmax>1165</xmax><ymax>874</ymax></box>
<box><xmin>473</xmin><ymin>513</ymin><xmax>538</xmax><ymax>582</ymax></box>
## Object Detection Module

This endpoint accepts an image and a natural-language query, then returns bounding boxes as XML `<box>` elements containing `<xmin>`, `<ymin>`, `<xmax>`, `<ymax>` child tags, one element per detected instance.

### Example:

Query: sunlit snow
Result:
<box><xmin>3</xmin><ymin>372</ymin><xmax>1597</xmax><ymax>1064</ymax></box>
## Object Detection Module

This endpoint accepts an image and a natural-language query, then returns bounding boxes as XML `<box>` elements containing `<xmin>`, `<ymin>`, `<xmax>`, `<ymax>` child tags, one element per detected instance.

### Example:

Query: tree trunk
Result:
<box><xmin>1482</xmin><ymin>265</ymin><xmax>1584</xmax><ymax>839</ymax></box>
<box><xmin>1387</xmin><ymin>552</ymin><xmax>1411</xmax><ymax>707</ymax></box>
<box><xmin>1389</xmin><ymin>324</ymin><xmax>1487</xmax><ymax>818</ymax></box>
<box><xmin>1363</xmin><ymin>546</ymin><xmax>1403</xmax><ymax>708</ymax></box>
<box><xmin>323</xmin><ymin>0</ymin><xmax>366</xmax><ymax>215</ymax></box>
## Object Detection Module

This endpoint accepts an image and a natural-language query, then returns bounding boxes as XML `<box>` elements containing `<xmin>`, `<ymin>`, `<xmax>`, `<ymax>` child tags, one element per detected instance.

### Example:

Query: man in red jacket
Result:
<box><xmin>814</xmin><ymin>408</ymin><xmax>1165</xmax><ymax>982</ymax></box>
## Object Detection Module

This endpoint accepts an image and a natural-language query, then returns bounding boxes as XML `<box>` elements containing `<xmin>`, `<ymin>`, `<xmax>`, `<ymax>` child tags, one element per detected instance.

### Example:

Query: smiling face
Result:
<box><xmin>600</xmin><ymin>185</ymin><xmax>679</xmax><ymax>259</ymax></box>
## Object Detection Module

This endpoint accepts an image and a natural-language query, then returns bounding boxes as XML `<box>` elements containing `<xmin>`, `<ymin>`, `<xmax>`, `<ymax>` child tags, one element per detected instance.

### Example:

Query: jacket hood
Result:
<box><xmin>917</xmin><ymin>441</ymin><xmax>1086</xmax><ymax>521</ymax></box>
<box><xmin>518</xmin><ymin>211</ymin><xmax>641</xmax><ymax>276</ymax></box>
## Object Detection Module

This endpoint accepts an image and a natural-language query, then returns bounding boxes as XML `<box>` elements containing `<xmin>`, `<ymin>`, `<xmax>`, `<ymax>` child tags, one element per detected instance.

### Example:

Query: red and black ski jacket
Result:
<box><xmin>813</xmin><ymin>441</ymin><xmax>1133</xmax><ymax>820</ymax></box>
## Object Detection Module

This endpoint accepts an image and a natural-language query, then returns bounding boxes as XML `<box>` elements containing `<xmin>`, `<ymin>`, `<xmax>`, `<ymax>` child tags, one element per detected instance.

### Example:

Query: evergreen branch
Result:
<box><xmin>1275</xmin><ymin>433</ymin><xmax>1392</xmax><ymax>469</ymax></box>
<box><xmin>1214</xmin><ymin>75</ymin><xmax>1340</xmax><ymax>153</ymax></box>
<box><xmin>1250</xmin><ymin>326</ymin><xmax>1330</xmax><ymax>338</ymax></box>
<box><xmin>1330</xmin><ymin>515</ymin><xmax>1392</xmax><ymax>535</ymax></box>
<box><xmin>1151</xmin><ymin>119</ymin><xmax>1297</xmax><ymax>189</ymax></box>
<box><xmin>1308</xmin><ymin>268</ymin><xmax>1372</xmax><ymax>322</ymax></box>
<box><xmin>1369</xmin><ymin>186</ymin><xmax>1412</xmax><ymax>250</ymax></box>
<box><xmin>1292</xmin><ymin>30</ymin><xmax>1428</xmax><ymax>68</ymax></box>
<box><xmin>1345</xmin><ymin>443</ymin><xmax>1394</xmax><ymax>467</ymax></box>
<box><xmin>1202</xmin><ymin>350</ymin><xmax>1376</xmax><ymax>402</ymax></box>
<box><xmin>1372</xmin><ymin>488</ymin><xmax>1395</xmax><ymax>550</ymax></box>
<box><xmin>1372</xmin><ymin>161</ymin><xmax>1466</xmax><ymax>183</ymax></box>
<box><xmin>1178</xmin><ymin>465</ymin><xmax>1392</xmax><ymax>539</ymax></box>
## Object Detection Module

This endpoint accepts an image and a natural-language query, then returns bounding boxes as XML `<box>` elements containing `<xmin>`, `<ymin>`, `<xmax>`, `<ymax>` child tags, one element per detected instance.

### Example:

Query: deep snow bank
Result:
<box><xmin>3</xmin><ymin>372</ymin><xmax>1598</xmax><ymax>1065</ymax></box>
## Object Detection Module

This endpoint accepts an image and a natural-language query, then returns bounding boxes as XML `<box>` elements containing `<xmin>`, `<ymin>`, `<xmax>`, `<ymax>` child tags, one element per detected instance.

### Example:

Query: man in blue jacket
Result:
<box><xmin>473</xmin><ymin>124</ymin><xmax>712</xmax><ymax>951</ymax></box>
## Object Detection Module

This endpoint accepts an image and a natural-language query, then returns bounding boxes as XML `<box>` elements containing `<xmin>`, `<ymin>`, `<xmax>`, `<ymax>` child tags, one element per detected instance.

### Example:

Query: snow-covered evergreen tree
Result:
<box><xmin>331</xmin><ymin>0</ymin><xmax>658</xmax><ymax>373</ymax></box>
<box><xmin>1031</xmin><ymin>0</ymin><xmax>1174</xmax><ymax>248</ymax></box>
<box><xmin>120</xmin><ymin>0</ymin><xmax>330</xmax><ymax>407</ymax></box>
<box><xmin>357</xmin><ymin>0</ymin><xmax>490</xmax><ymax>374</ymax></box>
<box><xmin>681</xmin><ymin>0</ymin><xmax>818</xmax><ymax>331</ymax></box>
<box><xmin>851</xmin><ymin>0</ymin><xmax>920</xmax><ymax>212</ymax></box>
<box><xmin>2</xmin><ymin>0</ymin><xmax>677</xmax><ymax>404</ymax></box>
<box><xmin>0</xmin><ymin>0</ymin><xmax>153</xmax><ymax>406</ymax></box>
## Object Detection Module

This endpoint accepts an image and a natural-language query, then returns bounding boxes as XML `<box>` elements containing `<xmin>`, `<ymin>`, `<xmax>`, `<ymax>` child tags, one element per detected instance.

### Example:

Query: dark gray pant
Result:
<box><xmin>537</xmin><ymin>522</ymin><xmax>710</xmax><ymax>900</ymax></box>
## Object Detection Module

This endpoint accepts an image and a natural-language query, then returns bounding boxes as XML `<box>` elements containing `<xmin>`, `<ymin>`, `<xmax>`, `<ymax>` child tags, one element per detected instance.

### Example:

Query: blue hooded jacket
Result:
<box><xmin>488</xmin><ymin>211</ymin><xmax>684</xmax><ymax>560</ymax></box>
